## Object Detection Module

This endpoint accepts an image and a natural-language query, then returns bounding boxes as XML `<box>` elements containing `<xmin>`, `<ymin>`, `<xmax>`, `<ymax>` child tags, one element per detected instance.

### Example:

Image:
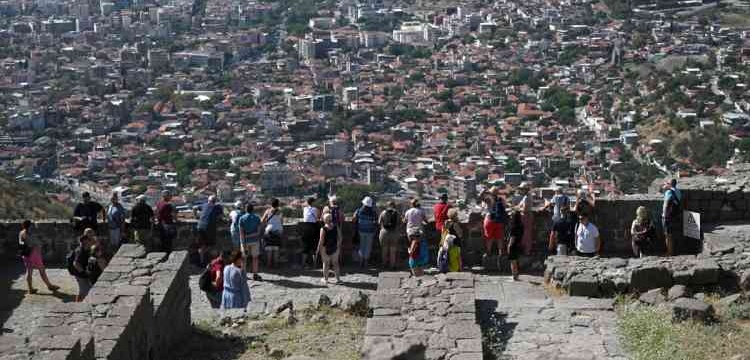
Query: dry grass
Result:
<box><xmin>173</xmin><ymin>306</ymin><xmax>365</xmax><ymax>360</ymax></box>
<box><xmin>0</xmin><ymin>177</ymin><xmax>71</xmax><ymax>220</ymax></box>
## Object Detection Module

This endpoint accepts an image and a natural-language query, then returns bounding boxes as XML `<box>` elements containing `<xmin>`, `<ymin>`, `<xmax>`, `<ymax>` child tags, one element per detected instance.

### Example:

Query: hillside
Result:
<box><xmin>0</xmin><ymin>177</ymin><xmax>72</xmax><ymax>220</ymax></box>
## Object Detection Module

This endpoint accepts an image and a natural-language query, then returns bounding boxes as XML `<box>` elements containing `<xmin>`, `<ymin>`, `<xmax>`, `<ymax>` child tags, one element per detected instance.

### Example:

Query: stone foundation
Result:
<box><xmin>0</xmin><ymin>244</ymin><xmax>191</xmax><ymax>360</ymax></box>
<box><xmin>363</xmin><ymin>272</ymin><xmax>483</xmax><ymax>360</ymax></box>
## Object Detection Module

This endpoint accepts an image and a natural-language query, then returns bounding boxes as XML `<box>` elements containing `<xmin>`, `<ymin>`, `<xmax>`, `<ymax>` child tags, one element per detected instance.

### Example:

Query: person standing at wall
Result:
<box><xmin>68</xmin><ymin>233</ymin><xmax>94</xmax><ymax>302</ymax></box>
<box><xmin>229</xmin><ymin>200</ymin><xmax>245</xmax><ymax>252</ymax></box>
<box><xmin>662</xmin><ymin>179</ymin><xmax>681</xmax><ymax>256</ymax></box>
<box><xmin>444</xmin><ymin>208</ymin><xmax>464</xmax><ymax>272</ymax></box>
<box><xmin>575</xmin><ymin>213</ymin><xmax>601</xmax><ymax>257</ymax></box>
<box><xmin>517</xmin><ymin>182</ymin><xmax>535</xmax><ymax>256</ymax></box>
<box><xmin>19</xmin><ymin>220</ymin><xmax>59</xmax><ymax>295</ymax></box>
<box><xmin>130</xmin><ymin>195</ymin><xmax>154</xmax><ymax>250</ymax></box>
<box><xmin>631</xmin><ymin>206</ymin><xmax>656</xmax><ymax>258</ymax></box>
<box><xmin>86</xmin><ymin>245</ymin><xmax>108</xmax><ymax>285</ymax></box>
<box><xmin>545</xmin><ymin>187</ymin><xmax>570</xmax><ymax>223</ymax></box>
<box><xmin>239</xmin><ymin>203</ymin><xmax>262</xmax><ymax>281</ymax></box>
<box><xmin>322</xmin><ymin>195</ymin><xmax>344</xmax><ymax>256</ymax></box>
<box><xmin>106</xmin><ymin>193</ymin><xmax>126</xmax><ymax>252</ymax></box>
<box><xmin>353</xmin><ymin>196</ymin><xmax>377</xmax><ymax>269</ymax></box>
<box><xmin>301</xmin><ymin>197</ymin><xmax>320</xmax><ymax>269</ymax></box>
<box><xmin>261</xmin><ymin>198</ymin><xmax>284</xmax><ymax>269</ymax></box>
<box><xmin>318</xmin><ymin>213</ymin><xmax>342</xmax><ymax>284</ymax></box>
<box><xmin>482</xmin><ymin>186</ymin><xmax>508</xmax><ymax>262</ymax></box>
<box><xmin>205</xmin><ymin>250</ymin><xmax>229</xmax><ymax>308</ymax></box>
<box><xmin>221</xmin><ymin>250</ymin><xmax>251</xmax><ymax>309</ymax></box>
<box><xmin>433</xmin><ymin>193</ymin><xmax>451</xmax><ymax>234</ymax></box>
<box><xmin>548</xmin><ymin>204</ymin><xmax>576</xmax><ymax>255</ymax></box>
<box><xmin>155</xmin><ymin>190</ymin><xmax>177</xmax><ymax>252</ymax></box>
<box><xmin>507</xmin><ymin>210</ymin><xmax>524</xmax><ymax>281</ymax></box>
<box><xmin>405</xmin><ymin>199</ymin><xmax>428</xmax><ymax>277</ymax></box>
<box><xmin>194</xmin><ymin>195</ymin><xmax>224</xmax><ymax>267</ymax></box>
<box><xmin>378</xmin><ymin>201</ymin><xmax>401</xmax><ymax>269</ymax></box>
<box><xmin>73</xmin><ymin>192</ymin><xmax>105</xmax><ymax>233</ymax></box>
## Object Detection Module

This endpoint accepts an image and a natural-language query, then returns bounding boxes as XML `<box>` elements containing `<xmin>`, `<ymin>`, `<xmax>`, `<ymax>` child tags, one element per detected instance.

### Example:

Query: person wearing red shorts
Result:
<box><xmin>482</xmin><ymin>187</ymin><xmax>508</xmax><ymax>262</ymax></box>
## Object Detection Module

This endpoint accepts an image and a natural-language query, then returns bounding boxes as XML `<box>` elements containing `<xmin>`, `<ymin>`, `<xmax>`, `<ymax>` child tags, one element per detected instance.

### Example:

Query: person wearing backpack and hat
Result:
<box><xmin>19</xmin><ymin>220</ymin><xmax>60</xmax><ymax>295</ymax></box>
<box><xmin>353</xmin><ymin>196</ymin><xmax>378</xmax><ymax>269</ymax></box>
<box><xmin>68</xmin><ymin>232</ymin><xmax>95</xmax><ymax>302</ymax></box>
<box><xmin>378</xmin><ymin>201</ymin><xmax>401</xmax><ymax>269</ymax></box>
<box><xmin>662</xmin><ymin>179</ymin><xmax>682</xmax><ymax>256</ymax></box>
<box><xmin>301</xmin><ymin>197</ymin><xmax>321</xmax><ymax>269</ymax></box>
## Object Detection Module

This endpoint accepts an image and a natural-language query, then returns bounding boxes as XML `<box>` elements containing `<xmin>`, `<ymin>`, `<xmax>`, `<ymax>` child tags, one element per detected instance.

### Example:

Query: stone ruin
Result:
<box><xmin>363</xmin><ymin>272</ymin><xmax>483</xmax><ymax>360</ymax></box>
<box><xmin>0</xmin><ymin>244</ymin><xmax>191</xmax><ymax>360</ymax></box>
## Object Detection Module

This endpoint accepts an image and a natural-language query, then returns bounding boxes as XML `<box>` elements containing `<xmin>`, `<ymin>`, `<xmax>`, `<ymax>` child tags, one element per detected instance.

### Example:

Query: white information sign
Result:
<box><xmin>683</xmin><ymin>211</ymin><xmax>701</xmax><ymax>240</ymax></box>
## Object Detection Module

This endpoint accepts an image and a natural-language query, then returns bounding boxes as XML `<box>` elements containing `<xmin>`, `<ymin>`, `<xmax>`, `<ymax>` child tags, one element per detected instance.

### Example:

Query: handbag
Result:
<box><xmin>19</xmin><ymin>240</ymin><xmax>31</xmax><ymax>257</ymax></box>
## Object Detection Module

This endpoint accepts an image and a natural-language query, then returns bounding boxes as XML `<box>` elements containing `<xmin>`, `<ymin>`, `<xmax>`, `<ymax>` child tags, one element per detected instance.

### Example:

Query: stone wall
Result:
<box><xmin>0</xmin><ymin>197</ymin><xmax>695</xmax><ymax>273</ymax></box>
<box><xmin>0</xmin><ymin>244</ymin><xmax>191</xmax><ymax>360</ymax></box>
<box><xmin>363</xmin><ymin>272</ymin><xmax>483</xmax><ymax>360</ymax></box>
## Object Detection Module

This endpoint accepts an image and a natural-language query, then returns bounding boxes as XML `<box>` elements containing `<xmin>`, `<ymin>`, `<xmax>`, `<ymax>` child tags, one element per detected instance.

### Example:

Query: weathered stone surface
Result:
<box><xmin>691</xmin><ymin>259</ymin><xmax>720</xmax><ymax>285</ymax></box>
<box><xmin>336</xmin><ymin>291</ymin><xmax>369</xmax><ymax>316</ymax></box>
<box><xmin>639</xmin><ymin>288</ymin><xmax>666</xmax><ymax>305</ymax></box>
<box><xmin>568</xmin><ymin>274</ymin><xmax>600</xmax><ymax>297</ymax></box>
<box><xmin>667</xmin><ymin>285</ymin><xmax>689</xmax><ymax>301</ymax></box>
<box><xmin>740</xmin><ymin>270</ymin><xmax>750</xmax><ymax>291</ymax></box>
<box><xmin>366</xmin><ymin>317</ymin><xmax>406</xmax><ymax>336</ymax></box>
<box><xmin>630</xmin><ymin>266</ymin><xmax>672</xmax><ymax>292</ymax></box>
<box><xmin>672</xmin><ymin>298</ymin><xmax>714</xmax><ymax>322</ymax></box>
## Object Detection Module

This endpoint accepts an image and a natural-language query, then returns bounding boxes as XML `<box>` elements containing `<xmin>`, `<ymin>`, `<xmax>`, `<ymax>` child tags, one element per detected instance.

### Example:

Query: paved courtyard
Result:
<box><xmin>2</xmin><ymin>257</ymin><xmax>627</xmax><ymax>360</ymax></box>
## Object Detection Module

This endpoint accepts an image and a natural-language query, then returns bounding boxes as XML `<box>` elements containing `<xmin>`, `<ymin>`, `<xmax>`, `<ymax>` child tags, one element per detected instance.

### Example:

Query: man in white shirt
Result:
<box><xmin>575</xmin><ymin>213</ymin><xmax>600</xmax><ymax>257</ymax></box>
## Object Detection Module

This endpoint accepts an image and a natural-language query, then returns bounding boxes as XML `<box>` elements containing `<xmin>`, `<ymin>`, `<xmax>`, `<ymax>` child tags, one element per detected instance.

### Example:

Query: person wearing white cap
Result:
<box><xmin>229</xmin><ymin>200</ymin><xmax>245</xmax><ymax>250</ymax></box>
<box><xmin>194</xmin><ymin>195</ymin><xmax>224</xmax><ymax>267</ymax></box>
<box><xmin>130</xmin><ymin>194</ymin><xmax>154</xmax><ymax>250</ymax></box>
<box><xmin>353</xmin><ymin>196</ymin><xmax>377</xmax><ymax>268</ymax></box>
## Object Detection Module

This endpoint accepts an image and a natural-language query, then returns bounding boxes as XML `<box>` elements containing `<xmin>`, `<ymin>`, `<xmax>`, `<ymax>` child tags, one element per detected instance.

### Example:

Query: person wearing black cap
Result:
<box><xmin>73</xmin><ymin>192</ymin><xmax>105</xmax><ymax>233</ymax></box>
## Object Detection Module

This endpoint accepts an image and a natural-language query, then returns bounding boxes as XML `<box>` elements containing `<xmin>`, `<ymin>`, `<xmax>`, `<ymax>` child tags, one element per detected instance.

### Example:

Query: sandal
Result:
<box><xmin>28</xmin><ymin>289</ymin><xmax>38</xmax><ymax>295</ymax></box>
<box><xmin>47</xmin><ymin>285</ymin><xmax>60</xmax><ymax>292</ymax></box>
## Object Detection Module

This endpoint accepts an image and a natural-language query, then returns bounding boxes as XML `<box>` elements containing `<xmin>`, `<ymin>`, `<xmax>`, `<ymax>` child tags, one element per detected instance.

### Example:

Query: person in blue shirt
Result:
<box><xmin>194</xmin><ymin>195</ymin><xmax>224</xmax><ymax>267</ymax></box>
<box><xmin>353</xmin><ymin>196</ymin><xmax>378</xmax><ymax>268</ymax></box>
<box><xmin>662</xmin><ymin>179</ymin><xmax>682</xmax><ymax>256</ymax></box>
<box><xmin>238</xmin><ymin>203</ymin><xmax>262</xmax><ymax>281</ymax></box>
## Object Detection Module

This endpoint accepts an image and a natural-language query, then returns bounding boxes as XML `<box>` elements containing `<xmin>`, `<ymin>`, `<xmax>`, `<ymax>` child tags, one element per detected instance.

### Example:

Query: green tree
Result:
<box><xmin>505</xmin><ymin>157</ymin><xmax>522</xmax><ymax>173</ymax></box>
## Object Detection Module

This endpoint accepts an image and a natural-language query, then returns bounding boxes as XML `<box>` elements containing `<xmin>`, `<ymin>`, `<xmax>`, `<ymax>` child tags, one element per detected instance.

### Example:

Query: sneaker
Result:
<box><xmin>27</xmin><ymin>288</ymin><xmax>38</xmax><ymax>295</ymax></box>
<box><xmin>252</xmin><ymin>274</ymin><xmax>263</xmax><ymax>281</ymax></box>
<box><xmin>321</xmin><ymin>278</ymin><xmax>328</xmax><ymax>284</ymax></box>
<box><xmin>47</xmin><ymin>285</ymin><xmax>60</xmax><ymax>292</ymax></box>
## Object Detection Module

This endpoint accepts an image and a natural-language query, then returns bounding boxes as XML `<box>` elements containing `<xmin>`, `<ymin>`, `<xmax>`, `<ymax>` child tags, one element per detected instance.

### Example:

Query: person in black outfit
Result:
<box><xmin>507</xmin><ymin>210</ymin><xmax>524</xmax><ymax>281</ymax></box>
<box><xmin>549</xmin><ymin>205</ymin><xmax>577</xmax><ymax>255</ymax></box>
<box><xmin>69</xmin><ymin>235</ymin><xmax>93</xmax><ymax>302</ymax></box>
<box><xmin>130</xmin><ymin>195</ymin><xmax>154</xmax><ymax>250</ymax></box>
<box><xmin>87</xmin><ymin>245</ymin><xmax>108</xmax><ymax>284</ymax></box>
<box><xmin>73</xmin><ymin>192</ymin><xmax>105</xmax><ymax>233</ymax></box>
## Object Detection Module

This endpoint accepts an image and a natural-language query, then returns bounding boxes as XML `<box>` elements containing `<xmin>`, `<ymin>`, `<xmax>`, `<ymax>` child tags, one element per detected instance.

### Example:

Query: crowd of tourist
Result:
<box><xmin>16</xmin><ymin>179</ymin><xmax>684</xmax><ymax>309</ymax></box>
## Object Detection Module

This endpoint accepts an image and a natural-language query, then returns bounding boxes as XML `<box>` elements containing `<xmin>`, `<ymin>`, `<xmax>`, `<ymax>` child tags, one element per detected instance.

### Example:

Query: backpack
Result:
<box><xmin>382</xmin><ymin>209</ymin><xmax>398</xmax><ymax>230</ymax></box>
<box><xmin>18</xmin><ymin>235</ymin><xmax>31</xmax><ymax>257</ymax></box>
<box><xmin>66</xmin><ymin>248</ymin><xmax>79</xmax><ymax>276</ymax></box>
<box><xmin>665</xmin><ymin>189</ymin><xmax>681</xmax><ymax>218</ymax></box>
<box><xmin>198</xmin><ymin>265</ymin><xmax>213</xmax><ymax>292</ymax></box>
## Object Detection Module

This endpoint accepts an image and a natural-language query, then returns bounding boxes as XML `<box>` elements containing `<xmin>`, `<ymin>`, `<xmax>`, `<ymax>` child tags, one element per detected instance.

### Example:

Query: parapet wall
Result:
<box><xmin>0</xmin><ymin>197</ymin><xmax>692</xmax><ymax>272</ymax></box>
<box><xmin>0</xmin><ymin>244</ymin><xmax>191</xmax><ymax>360</ymax></box>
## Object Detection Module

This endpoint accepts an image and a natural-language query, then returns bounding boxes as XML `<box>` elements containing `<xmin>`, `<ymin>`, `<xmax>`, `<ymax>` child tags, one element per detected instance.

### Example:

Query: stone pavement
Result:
<box><xmin>475</xmin><ymin>275</ymin><xmax>627</xmax><ymax>360</ymax></box>
<box><xmin>189</xmin><ymin>266</ymin><xmax>380</xmax><ymax>323</ymax></box>
<box><xmin>0</xmin><ymin>260</ymin><xmax>77</xmax><ymax>339</ymax></box>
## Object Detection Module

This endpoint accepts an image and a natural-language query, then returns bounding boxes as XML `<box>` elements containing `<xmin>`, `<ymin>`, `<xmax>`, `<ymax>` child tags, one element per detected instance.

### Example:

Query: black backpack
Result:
<box><xmin>198</xmin><ymin>265</ymin><xmax>213</xmax><ymax>292</ymax></box>
<box><xmin>66</xmin><ymin>248</ymin><xmax>79</xmax><ymax>276</ymax></box>
<box><xmin>18</xmin><ymin>237</ymin><xmax>31</xmax><ymax>257</ymax></box>
<box><xmin>666</xmin><ymin>189</ymin><xmax>681</xmax><ymax>218</ymax></box>
<box><xmin>382</xmin><ymin>209</ymin><xmax>398</xmax><ymax>230</ymax></box>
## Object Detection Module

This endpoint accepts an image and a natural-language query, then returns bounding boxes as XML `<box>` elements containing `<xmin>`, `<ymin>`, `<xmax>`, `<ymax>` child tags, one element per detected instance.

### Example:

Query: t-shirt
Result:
<box><xmin>303</xmin><ymin>206</ymin><xmax>319</xmax><ymax>223</ymax></box>
<box><xmin>107</xmin><ymin>203</ymin><xmax>126</xmax><ymax>230</ymax></box>
<box><xmin>239</xmin><ymin>212</ymin><xmax>261</xmax><ymax>242</ymax></box>
<box><xmin>130</xmin><ymin>202</ymin><xmax>154</xmax><ymax>229</ymax></box>
<box><xmin>323</xmin><ymin>225</ymin><xmax>338</xmax><ymax>254</ymax></box>
<box><xmin>74</xmin><ymin>201</ymin><xmax>103</xmax><ymax>230</ymax></box>
<box><xmin>379</xmin><ymin>209</ymin><xmax>400</xmax><ymax>231</ymax></box>
<box><xmin>552</xmin><ymin>213</ymin><xmax>577</xmax><ymax>247</ymax></box>
<box><xmin>229</xmin><ymin>210</ymin><xmax>244</xmax><ymax>235</ymax></box>
<box><xmin>197</xmin><ymin>203</ymin><xmax>223</xmax><ymax>230</ymax></box>
<box><xmin>156</xmin><ymin>201</ymin><xmax>175</xmax><ymax>225</ymax></box>
<box><xmin>404</xmin><ymin>207</ymin><xmax>426</xmax><ymax>236</ymax></box>
<box><xmin>209</xmin><ymin>258</ymin><xmax>225</xmax><ymax>291</ymax></box>
<box><xmin>576</xmin><ymin>222</ymin><xmax>599</xmax><ymax>254</ymax></box>
<box><xmin>433</xmin><ymin>202</ymin><xmax>451</xmax><ymax>231</ymax></box>
<box><xmin>489</xmin><ymin>197</ymin><xmax>507</xmax><ymax>223</ymax></box>
<box><xmin>551</xmin><ymin>194</ymin><xmax>570</xmax><ymax>221</ymax></box>
<box><xmin>265</xmin><ymin>209</ymin><xmax>283</xmax><ymax>234</ymax></box>
<box><xmin>355</xmin><ymin>206</ymin><xmax>377</xmax><ymax>234</ymax></box>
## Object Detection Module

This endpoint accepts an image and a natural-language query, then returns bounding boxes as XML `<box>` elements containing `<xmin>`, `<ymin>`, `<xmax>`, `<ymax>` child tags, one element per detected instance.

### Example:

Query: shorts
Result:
<box><xmin>301</xmin><ymin>222</ymin><xmax>320</xmax><ymax>255</ymax></box>
<box><xmin>662</xmin><ymin>218</ymin><xmax>673</xmax><ymax>235</ymax></box>
<box><xmin>483</xmin><ymin>218</ymin><xmax>505</xmax><ymax>241</ymax></box>
<box><xmin>265</xmin><ymin>245</ymin><xmax>280</xmax><ymax>252</ymax></box>
<box><xmin>408</xmin><ymin>257</ymin><xmax>427</xmax><ymax>269</ymax></box>
<box><xmin>243</xmin><ymin>242</ymin><xmax>260</xmax><ymax>257</ymax></box>
<box><xmin>109</xmin><ymin>228</ymin><xmax>122</xmax><ymax>248</ymax></box>
<box><xmin>264</xmin><ymin>230</ymin><xmax>282</xmax><ymax>247</ymax></box>
<box><xmin>508</xmin><ymin>242</ymin><xmax>522</xmax><ymax>261</ymax></box>
<box><xmin>197</xmin><ymin>228</ymin><xmax>217</xmax><ymax>247</ymax></box>
<box><xmin>556</xmin><ymin>244</ymin><xmax>569</xmax><ymax>256</ymax></box>
<box><xmin>576</xmin><ymin>251</ymin><xmax>596</xmax><ymax>258</ymax></box>
<box><xmin>379</xmin><ymin>230</ymin><xmax>400</xmax><ymax>249</ymax></box>
<box><xmin>133</xmin><ymin>228</ymin><xmax>153</xmax><ymax>249</ymax></box>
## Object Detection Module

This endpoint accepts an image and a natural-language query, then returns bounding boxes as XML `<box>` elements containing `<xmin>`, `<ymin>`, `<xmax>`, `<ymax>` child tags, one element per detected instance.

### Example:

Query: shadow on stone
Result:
<box><xmin>476</xmin><ymin>299</ymin><xmax>516</xmax><ymax>360</ymax></box>
<box><xmin>162</xmin><ymin>324</ymin><xmax>254</xmax><ymax>360</ymax></box>
<box><xmin>0</xmin><ymin>258</ymin><xmax>29</xmax><ymax>334</ymax></box>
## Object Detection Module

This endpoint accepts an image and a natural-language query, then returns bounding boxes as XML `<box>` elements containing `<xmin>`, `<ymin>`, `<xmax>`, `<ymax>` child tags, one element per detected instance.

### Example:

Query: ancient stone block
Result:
<box><xmin>667</xmin><ymin>285</ymin><xmax>689</xmax><ymax>301</ymax></box>
<box><xmin>443</xmin><ymin>321</ymin><xmax>481</xmax><ymax>340</ymax></box>
<box><xmin>568</xmin><ymin>274</ymin><xmax>600</xmax><ymax>297</ymax></box>
<box><xmin>672</xmin><ymin>298</ymin><xmax>714</xmax><ymax>323</ymax></box>
<box><xmin>366</xmin><ymin>317</ymin><xmax>406</xmax><ymax>336</ymax></box>
<box><xmin>691</xmin><ymin>259</ymin><xmax>720</xmax><ymax>285</ymax></box>
<box><xmin>630</xmin><ymin>266</ymin><xmax>672</xmax><ymax>292</ymax></box>
<box><xmin>672</xmin><ymin>270</ymin><xmax>692</xmax><ymax>285</ymax></box>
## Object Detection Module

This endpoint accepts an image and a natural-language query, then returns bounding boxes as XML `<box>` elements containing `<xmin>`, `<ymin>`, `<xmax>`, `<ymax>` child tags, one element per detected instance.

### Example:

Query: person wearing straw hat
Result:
<box><xmin>631</xmin><ymin>206</ymin><xmax>655</xmax><ymax>258</ymax></box>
